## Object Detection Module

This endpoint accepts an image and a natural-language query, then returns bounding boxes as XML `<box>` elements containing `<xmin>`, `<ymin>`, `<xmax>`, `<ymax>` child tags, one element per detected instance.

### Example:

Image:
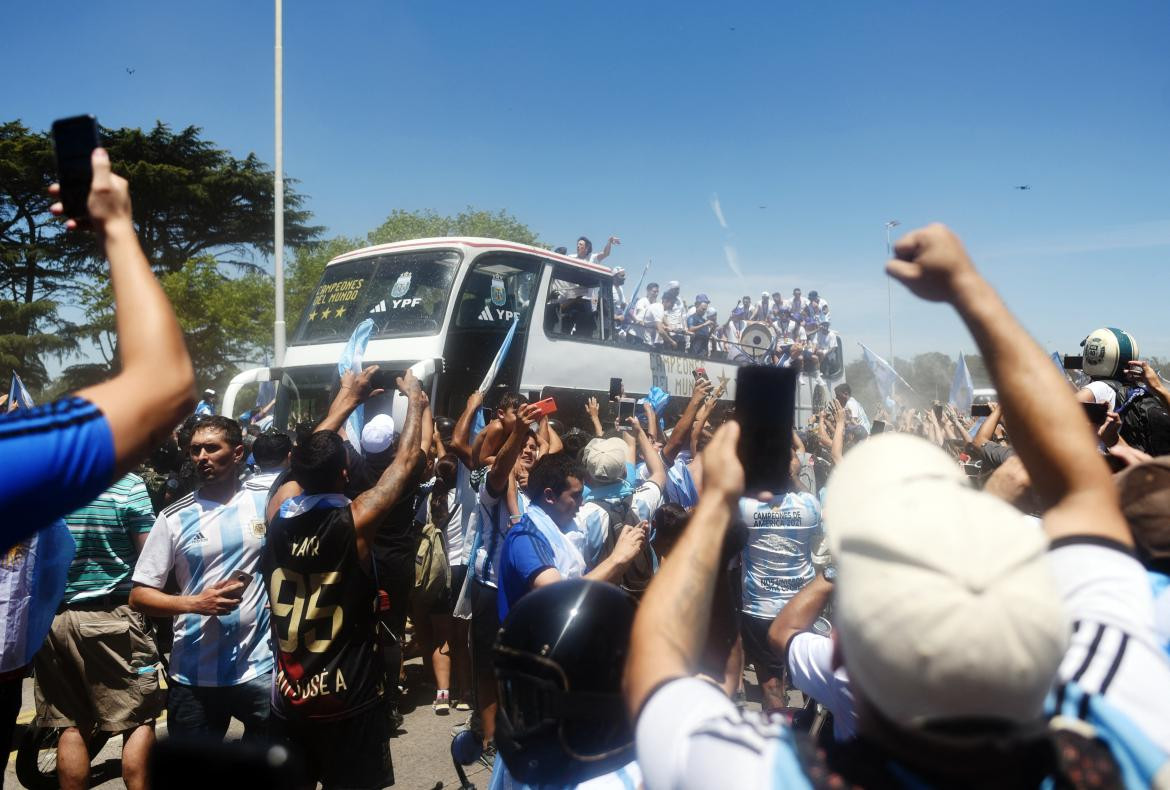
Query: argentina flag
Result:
<box><xmin>0</xmin><ymin>381</ymin><xmax>76</xmax><ymax>672</ymax></box>
<box><xmin>338</xmin><ymin>318</ymin><xmax>376</xmax><ymax>454</ymax></box>
<box><xmin>478</xmin><ymin>316</ymin><xmax>520</xmax><ymax>395</ymax></box>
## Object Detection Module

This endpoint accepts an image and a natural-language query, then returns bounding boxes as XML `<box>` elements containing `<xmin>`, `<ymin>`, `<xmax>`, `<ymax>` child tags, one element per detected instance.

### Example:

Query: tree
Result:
<box><xmin>367</xmin><ymin>207</ymin><xmax>542</xmax><ymax>248</ymax></box>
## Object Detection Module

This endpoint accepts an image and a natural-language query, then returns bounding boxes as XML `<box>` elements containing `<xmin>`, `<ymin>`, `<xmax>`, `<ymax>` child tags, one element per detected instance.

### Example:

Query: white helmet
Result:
<box><xmin>1081</xmin><ymin>327</ymin><xmax>1139</xmax><ymax>379</ymax></box>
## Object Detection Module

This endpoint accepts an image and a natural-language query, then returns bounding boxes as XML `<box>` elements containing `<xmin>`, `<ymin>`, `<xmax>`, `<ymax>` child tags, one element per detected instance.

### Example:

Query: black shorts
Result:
<box><xmin>739</xmin><ymin>613</ymin><xmax>785</xmax><ymax>679</ymax></box>
<box><xmin>449</xmin><ymin>565</ymin><xmax>468</xmax><ymax>615</ymax></box>
<box><xmin>470</xmin><ymin>579</ymin><xmax>500</xmax><ymax>676</ymax></box>
<box><xmin>273</xmin><ymin>702</ymin><xmax>394</xmax><ymax>789</ymax></box>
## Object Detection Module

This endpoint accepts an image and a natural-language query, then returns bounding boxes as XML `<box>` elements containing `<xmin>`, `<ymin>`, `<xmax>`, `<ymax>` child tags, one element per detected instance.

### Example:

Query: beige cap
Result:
<box><xmin>823</xmin><ymin>433</ymin><xmax>1068</xmax><ymax>726</ymax></box>
<box><xmin>581</xmin><ymin>438</ymin><xmax>627</xmax><ymax>485</ymax></box>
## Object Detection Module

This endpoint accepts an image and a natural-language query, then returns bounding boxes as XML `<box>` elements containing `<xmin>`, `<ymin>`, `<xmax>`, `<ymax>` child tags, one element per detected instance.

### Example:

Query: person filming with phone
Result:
<box><xmin>129</xmin><ymin>416</ymin><xmax>274</xmax><ymax>744</ymax></box>
<box><xmin>0</xmin><ymin>123</ymin><xmax>195</xmax><ymax>551</ymax></box>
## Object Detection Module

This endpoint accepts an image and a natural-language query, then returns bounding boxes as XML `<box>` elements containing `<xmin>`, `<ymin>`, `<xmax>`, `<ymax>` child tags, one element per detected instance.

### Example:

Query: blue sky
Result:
<box><xmin>5</xmin><ymin>0</ymin><xmax>1169</xmax><ymax>368</ymax></box>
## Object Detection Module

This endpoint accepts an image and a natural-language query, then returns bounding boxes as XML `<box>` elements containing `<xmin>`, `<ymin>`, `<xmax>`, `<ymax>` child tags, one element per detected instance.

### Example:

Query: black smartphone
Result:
<box><xmin>734</xmin><ymin>365</ymin><xmax>796</xmax><ymax>494</ymax></box>
<box><xmin>1082</xmin><ymin>401</ymin><xmax>1108</xmax><ymax>427</ymax></box>
<box><xmin>970</xmin><ymin>403</ymin><xmax>993</xmax><ymax>417</ymax></box>
<box><xmin>870</xmin><ymin>420</ymin><xmax>886</xmax><ymax>435</ymax></box>
<box><xmin>51</xmin><ymin>115</ymin><xmax>101</xmax><ymax>220</ymax></box>
<box><xmin>609</xmin><ymin>377</ymin><xmax>622</xmax><ymax>401</ymax></box>
<box><xmin>1063</xmin><ymin>355</ymin><xmax>1083</xmax><ymax>371</ymax></box>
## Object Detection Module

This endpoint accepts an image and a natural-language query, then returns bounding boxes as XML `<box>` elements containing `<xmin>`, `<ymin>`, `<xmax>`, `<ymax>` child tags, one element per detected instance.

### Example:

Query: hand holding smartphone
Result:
<box><xmin>735</xmin><ymin>366</ymin><xmax>796</xmax><ymax>495</ymax></box>
<box><xmin>51</xmin><ymin>115</ymin><xmax>101</xmax><ymax>221</ymax></box>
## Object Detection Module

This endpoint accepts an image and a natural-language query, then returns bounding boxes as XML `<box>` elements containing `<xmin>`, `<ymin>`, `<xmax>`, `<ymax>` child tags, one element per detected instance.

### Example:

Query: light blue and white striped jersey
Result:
<box><xmin>489</xmin><ymin>755</ymin><xmax>642</xmax><ymax>790</ymax></box>
<box><xmin>133</xmin><ymin>485</ymin><xmax>273</xmax><ymax>687</ymax></box>
<box><xmin>739</xmin><ymin>492</ymin><xmax>822</xmax><ymax>620</ymax></box>
<box><xmin>466</xmin><ymin>481</ymin><xmax>529</xmax><ymax>588</ymax></box>
<box><xmin>571</xmin><ymin>482</ymin><xmax>663</xmax><ymax>569</ymax></box>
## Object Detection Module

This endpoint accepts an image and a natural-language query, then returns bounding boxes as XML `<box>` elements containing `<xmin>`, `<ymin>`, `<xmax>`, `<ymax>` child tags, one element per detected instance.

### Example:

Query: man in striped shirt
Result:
<box><xmin>131</xmin><ymin>416</ymin><xmax>273</xmax><ymax>742</ymax></box>
<box><xmin>33</xmin><ymin>474</ymin><xmax>164</xmax><ymax>790</ymax></box>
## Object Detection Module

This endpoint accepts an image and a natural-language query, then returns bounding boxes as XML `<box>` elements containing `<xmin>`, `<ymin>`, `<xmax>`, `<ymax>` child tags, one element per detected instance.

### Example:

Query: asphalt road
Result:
<box><xmin>3</xmin><ymin>656</ymin><xmax>493</xmax><ymax>790</ymax></box>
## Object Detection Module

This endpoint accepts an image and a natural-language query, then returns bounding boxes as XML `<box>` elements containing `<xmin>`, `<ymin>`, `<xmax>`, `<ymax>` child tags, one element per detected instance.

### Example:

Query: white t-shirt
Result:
<box><xmin>448</xmin><ymin>461</ymin><xmax>476</xmax><ymax>567</ymax></box>
<box><xmin>635</xmin><ymin>298</ymin><xmax>664</xmax><ymax>345</ymax></box>
<box><xmin>844</xmin><ymin>397</ymin><xmax>872</xmax><ymax>431</ymax></box>
<box><xmin>663</xmin><ymin>301</ymin><xmax>686</xmax><ymax>333</ymax></box>
<box><xmin>1081</xmin><ymin>381</ymin><xmax>1120</xmax><ymax>411</ymax></box>
<box><xmin>786</xmin><ymin>631</ymin><xmax>857</xmax><ymax>741</ymax></box>
<box><xmin>133</xmin><ymin>486</ymin><xmax>273</xmax><ymax>687</ymax></box>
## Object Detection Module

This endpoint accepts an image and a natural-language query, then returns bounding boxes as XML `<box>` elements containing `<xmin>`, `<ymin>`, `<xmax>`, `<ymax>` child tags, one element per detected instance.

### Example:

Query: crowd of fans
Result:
<box><xmin>3</xmin><ymin>152</ymin><xmax>1170</xmax><ymax>790</ymax></box>
<box><xmin>552</xmin><ymin>235</ymin><xmax>839</xmax><ymax>369</ymax></box>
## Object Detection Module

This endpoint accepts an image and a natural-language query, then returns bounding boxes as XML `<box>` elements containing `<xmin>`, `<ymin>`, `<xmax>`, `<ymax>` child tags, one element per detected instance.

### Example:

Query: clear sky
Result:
<box><xmin>5</xmin><ymin>0</ymin><xmax>1169</xmax><ymax>368</ymax></box>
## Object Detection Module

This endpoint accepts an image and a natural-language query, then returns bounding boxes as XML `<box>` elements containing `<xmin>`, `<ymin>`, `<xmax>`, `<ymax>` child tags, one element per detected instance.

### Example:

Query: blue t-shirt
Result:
<box><xmin>0</xmin><ymin>397</ymin><xmax>115</xmax><ymax>551</ymax></box>
<box><xmin>497</xmin><ymin>521</ymin><xmax>555</xmax><ymax>621</ymax></box>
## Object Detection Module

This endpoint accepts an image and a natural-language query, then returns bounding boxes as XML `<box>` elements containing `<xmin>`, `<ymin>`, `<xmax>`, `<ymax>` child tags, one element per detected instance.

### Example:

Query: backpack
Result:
<box><xmin>1101</xmin><ymin>380</ymin><xmax>1170</xmax><ymax>456</ymax></box>
<box><xmin>596</xmin><ymin>496</ymin><xmax>657</xmax><ymax>596</ymax></box>
<box><xmin>414</xmin><ymin>520</ymin><xmax>449</xmax><ymax>610</ymax></box>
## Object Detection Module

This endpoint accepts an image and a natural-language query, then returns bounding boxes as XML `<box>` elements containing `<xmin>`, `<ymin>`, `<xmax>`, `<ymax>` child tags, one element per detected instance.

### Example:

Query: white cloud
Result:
<box><xmin>709</xmin><ymin>193</ymin><xmax>728</xmax><ymax>229</ymax></box>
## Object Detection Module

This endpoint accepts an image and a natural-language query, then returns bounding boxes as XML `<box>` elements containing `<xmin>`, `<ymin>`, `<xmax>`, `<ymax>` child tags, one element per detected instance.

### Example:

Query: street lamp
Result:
<box><xmin>273</xmin><ymin>0</ymin><xmax>286</xmax><ymax>367</ymax></box>
<box><xmin>884</xmin><ymin>220</ymin><xmax>900</xmax><ymax>364</ymax></box>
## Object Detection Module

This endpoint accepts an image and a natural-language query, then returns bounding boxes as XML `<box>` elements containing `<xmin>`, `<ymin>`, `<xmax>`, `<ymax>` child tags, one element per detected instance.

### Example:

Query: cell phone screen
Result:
<box><xmin>609</xmin><ymin>378</ymin><xmax>622</xmax><ymax>401</ymax></box>
<box><xmin>734</xmin><ymin>366</ymin><xmax>796</xmax><ymax>494</ymax></box>
<box><xmin>1082</xmin><ymin>401</ymin><xmax>1109</xmax><ymax>426</ymax></box>
<box><xmin>970</xmin><ymin>403</ymin><xmax>992</xmax><ymax>417</ymax></box>
<box><xmin>51</xmin><ymin>115</ymin><xmax>100</xmax><ymax>220</ymax></box>
<box><xmin>618</xmin><ymin>397</ymin><xmax>636</xmax><ymax>423</ymax></box>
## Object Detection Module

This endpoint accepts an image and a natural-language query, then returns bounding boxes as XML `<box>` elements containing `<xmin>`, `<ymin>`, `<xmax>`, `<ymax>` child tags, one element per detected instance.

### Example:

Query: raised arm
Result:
<box><xmin>449</xmin><ymin>390</ymin><xmax>484</xmax><ymax>469</ymax></box>
<box><xmin>663</xmin><ymin>380</ymin><xmax>713</xmax><ymax>461</ymax></box>
<box><xmin>67</xmin><ymin>149</ymin><xmax>196</xmax><ymax>476</ymax></box>
<box><xmin>624</xmin><ymin>422</ymin><xmax>742</xmax><ymax>719</ymax></box>
<box><xmin>767</xmin><ymin>572</ymin><xmax>833</xmax><ymax>659</ymax></box>
<box><xmin>628</xmin><ymin>417</ymin><xmax>667</xmax><ymax>491</ymax></box>
<box><xmin>314</xmin><ymin>366</ymin><xmax>384</xmax><ymax>435</ymax></box>
<box><xmin>350</xmin><ymin>374</ymin><xmax>427</xmax><ymax>558</ymax></box>
<box><xmin>585</xmin><ymin>396</ymin><xmax>604</xmax><ymax>438</ymax></box>
<box><xmin>593</xmin><ymin>235</ymin><xmax>621</xmax><ymax>264</ymax></box>
<box><xmin>486</xmin><ymin>404</ymin><xmax>542</xmax><ymax>497</ymax></box>
<box><xmin>888</xmin><ymin>224</ymin><xmax>1130</xmax><ymax>545</ymax></box>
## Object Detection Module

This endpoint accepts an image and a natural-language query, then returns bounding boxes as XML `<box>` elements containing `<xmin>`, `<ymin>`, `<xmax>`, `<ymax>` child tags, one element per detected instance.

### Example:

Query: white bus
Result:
<box><xmin>222</xmin><ymin>238</ymin><xmax>845</xmax><ymax>430</ymax></box>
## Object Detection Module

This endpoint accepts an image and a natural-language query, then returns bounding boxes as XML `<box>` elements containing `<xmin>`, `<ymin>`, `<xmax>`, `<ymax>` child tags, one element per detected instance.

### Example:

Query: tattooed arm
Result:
<box><xmin>623</xmin><ymin>421</ymin><xmax>743</xmax><ymax>719</ymax></box>
<box><xmin>350</xmin><ymin>372</ymin><xmax>427</xmax><ymax>563</ymax></box>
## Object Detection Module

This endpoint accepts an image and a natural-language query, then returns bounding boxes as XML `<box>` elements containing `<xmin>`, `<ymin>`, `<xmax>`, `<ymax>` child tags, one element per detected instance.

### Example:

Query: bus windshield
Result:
<box><xmin>292</xmin><ymin>249</ymin><xmax>461</xmax><ymax>344</ymax></box>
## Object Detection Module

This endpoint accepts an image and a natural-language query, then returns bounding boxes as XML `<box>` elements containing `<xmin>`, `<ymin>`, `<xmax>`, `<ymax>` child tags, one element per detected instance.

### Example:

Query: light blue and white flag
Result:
<box><xmin>8</xmin><ymin>373</ymin><xmax>33</xmax><ymax>411</ymax></box>
<box><xmin>949</xmin><ymin>352</ymin><xmax>975</xmax><ymax>414</ymax></box>
<box><xmin>338</xmin><ymin>318</ymin><xmax>376</xmax><ymax>454</ymax></box>
<box><xmin>859</xmin><ymin>343</ymin><xmax>913</xmax><ymax>408</ymax></box>
<box><xmin>0</xmin><ymin>383</ymin><xmax>75</xmax><ymax>672</ymax></box>
<box><xmin>478</xmin><ymin>316</ymin><xmax>520</xmax><ymax>395</ymax></box>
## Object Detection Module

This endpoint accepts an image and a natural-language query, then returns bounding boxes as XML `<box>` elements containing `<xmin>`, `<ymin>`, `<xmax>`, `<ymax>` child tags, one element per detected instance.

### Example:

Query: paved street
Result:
<box><xmin>4</xmin><ymin>657</ymin><xmax>493</xmax><ymax>790</ymax></box>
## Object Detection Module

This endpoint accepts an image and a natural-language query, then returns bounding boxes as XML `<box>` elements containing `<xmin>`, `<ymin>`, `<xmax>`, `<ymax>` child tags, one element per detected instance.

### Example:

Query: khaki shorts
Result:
<box><xmin>34</xmin><ymin>604</ymin><xmax>165</xmax><ymax>733</ymax></box>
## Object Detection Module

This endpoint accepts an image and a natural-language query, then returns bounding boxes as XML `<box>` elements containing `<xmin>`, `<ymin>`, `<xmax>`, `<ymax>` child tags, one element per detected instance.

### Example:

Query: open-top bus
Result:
<box><xmin>221</xmin><ymin>238</ymin><xmax>845</xmax><ymax>430</ymax></box>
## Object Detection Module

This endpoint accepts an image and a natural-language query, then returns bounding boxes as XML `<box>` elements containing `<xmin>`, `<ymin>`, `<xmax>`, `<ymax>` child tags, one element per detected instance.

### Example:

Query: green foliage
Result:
<box><xmin>285</xmin><ymin>236</ymin><xmax>361</xmax><ymax>336</ymax></box>
<box><xmin>367</xmin><ymin>207</ymin><xmax>542</xmax><ymax>248</ymax></box>
<box><xmin>0</xmin><ymin>300</ymin><xmax>69</xmax><ymax>392</ymax></box>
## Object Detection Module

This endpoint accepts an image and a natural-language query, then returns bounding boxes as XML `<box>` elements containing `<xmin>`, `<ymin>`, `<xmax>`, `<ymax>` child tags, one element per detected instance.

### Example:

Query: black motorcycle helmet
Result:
<box><xmin>493</xmin><ymin>579</ymin><xmax>636</xmax><ymax>785</ymax></box>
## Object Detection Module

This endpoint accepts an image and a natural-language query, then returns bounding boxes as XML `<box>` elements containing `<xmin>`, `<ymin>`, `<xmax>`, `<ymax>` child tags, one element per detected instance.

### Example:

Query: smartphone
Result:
<box><xmin>692</xmin><ymin>368</ymin><xmax>709</xmax><ymax>383</ymax></box>
<box><xmin>609</xmin><ymin>377</ymin><xmax>623</xmax><ymax>401</ymax></box>
<box><xmin>1063</xmin><ymin>355</ymin><xmax>1083</xmax><ymax>371</ymax></box>
<box><xmin>51</xmin><ymin>115</ymin><xmax>101</xmax><ymax>220</ymax></box>
<box><xmin>1082</xmin><ymin>401</ymin><xmax>1109</xmax><ymax>427</ymax></box>
<box><xmin>734</xmin><ymin>365</ymin><xmax>796</xmax><ymax>494</ymax></box>
<box><xmin>970</xmin><ymin>403</ymin><xmax>993</xmax><ymax>417</ymax></box>
<box><xmin>618</xmin><ymin>397</ymin><xmax>636</xmax><ymax>423</ymax></box>
<box><xmin>229</xmin><ymin>569</ymin><xmax>253</xmax><ymax>587</ymax></box>
<box><xmin>532</xmin><ymin>397</ymin><xmax>557</xmax><ymax>417</ymax></box>
<box><xmin>870</xmin><ymin>420</ymin><xmax>886</xmax><ymax>435</ymax></box>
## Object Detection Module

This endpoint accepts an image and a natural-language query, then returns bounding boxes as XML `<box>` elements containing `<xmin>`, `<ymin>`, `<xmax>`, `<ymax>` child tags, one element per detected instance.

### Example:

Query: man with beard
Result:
<box><xmin>130</xmin><ymin>416</ymin><xmax>273</xmax><ymax>742</ymax></box>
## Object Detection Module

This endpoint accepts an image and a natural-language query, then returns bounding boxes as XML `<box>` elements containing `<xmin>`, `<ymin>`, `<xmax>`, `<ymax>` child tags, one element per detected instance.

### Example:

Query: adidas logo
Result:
<box><xmin>190</xmin><ymin>531</ymin><xmax>208</xmax><ymax>544</ymax></box>
<box><xmin>369</xmin><ymin>300</ymin><xmax>386</xmax><ymax>314</ymax></box>
<box><xmin>478</xmin><ymin>305</ymin><xmax>494</xmax><ymax>322</ymax></box>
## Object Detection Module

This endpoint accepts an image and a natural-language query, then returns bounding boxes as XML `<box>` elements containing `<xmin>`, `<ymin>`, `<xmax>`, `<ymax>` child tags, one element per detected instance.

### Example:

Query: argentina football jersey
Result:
<box><xmin>739</xmin><ymin>492</ymin><xmax>823</xmax><ymax>620</ymax></box>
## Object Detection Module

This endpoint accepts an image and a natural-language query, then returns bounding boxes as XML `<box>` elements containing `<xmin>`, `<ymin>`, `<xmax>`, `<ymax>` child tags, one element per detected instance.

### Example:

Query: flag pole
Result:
<box><xmin>273</xmin><ymin>0</ymin><xmax>286</xmax><ymax>367</ymax></box>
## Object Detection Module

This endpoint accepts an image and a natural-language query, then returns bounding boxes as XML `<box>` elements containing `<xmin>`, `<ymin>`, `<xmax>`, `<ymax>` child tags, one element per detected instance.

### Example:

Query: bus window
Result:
<box><xmin>293</xmin><ymin>250</ymin><xmax>461</xmax><ymax>344</ymax></box>
<box><xmin>453</xmin><ymin>254</ymin><xmax>540</xmax><ymax>329</ymax></box>
<box><xmin>822</xmin><ymin>335</ymin><xmax>844</xmax><ymax>379</ymax></box>
<box><xmin>545</xmin><ymin>263</ymin><xmax>609</xmax><ymax>341</ymax></box>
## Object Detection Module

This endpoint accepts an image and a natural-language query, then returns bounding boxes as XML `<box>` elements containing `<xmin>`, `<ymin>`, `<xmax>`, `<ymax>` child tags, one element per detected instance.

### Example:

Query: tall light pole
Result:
<box><xmin>884</xmin><ymin>220</ymin><xmax>900</xmax><ymax>364</ymax></box>
<box><xmin>273</xmin><ymin>0</ymin><xmax>286</xmax><ymax>367</ymax></box>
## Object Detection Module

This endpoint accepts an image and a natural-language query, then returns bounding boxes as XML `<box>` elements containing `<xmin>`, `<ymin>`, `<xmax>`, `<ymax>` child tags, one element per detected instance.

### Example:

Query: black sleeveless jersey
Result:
<box><xmin>262</xmin><ymin>502</ymin><xmax>383</xmax><ymax>721</ymax></box>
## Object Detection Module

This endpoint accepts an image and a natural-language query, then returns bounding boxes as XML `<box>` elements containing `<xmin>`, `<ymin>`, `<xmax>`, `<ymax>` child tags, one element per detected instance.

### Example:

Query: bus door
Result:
<box><xmin>440</xmin><ymin>252</ymin><xmax>542</xmax><ymax>415</ymax></box>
